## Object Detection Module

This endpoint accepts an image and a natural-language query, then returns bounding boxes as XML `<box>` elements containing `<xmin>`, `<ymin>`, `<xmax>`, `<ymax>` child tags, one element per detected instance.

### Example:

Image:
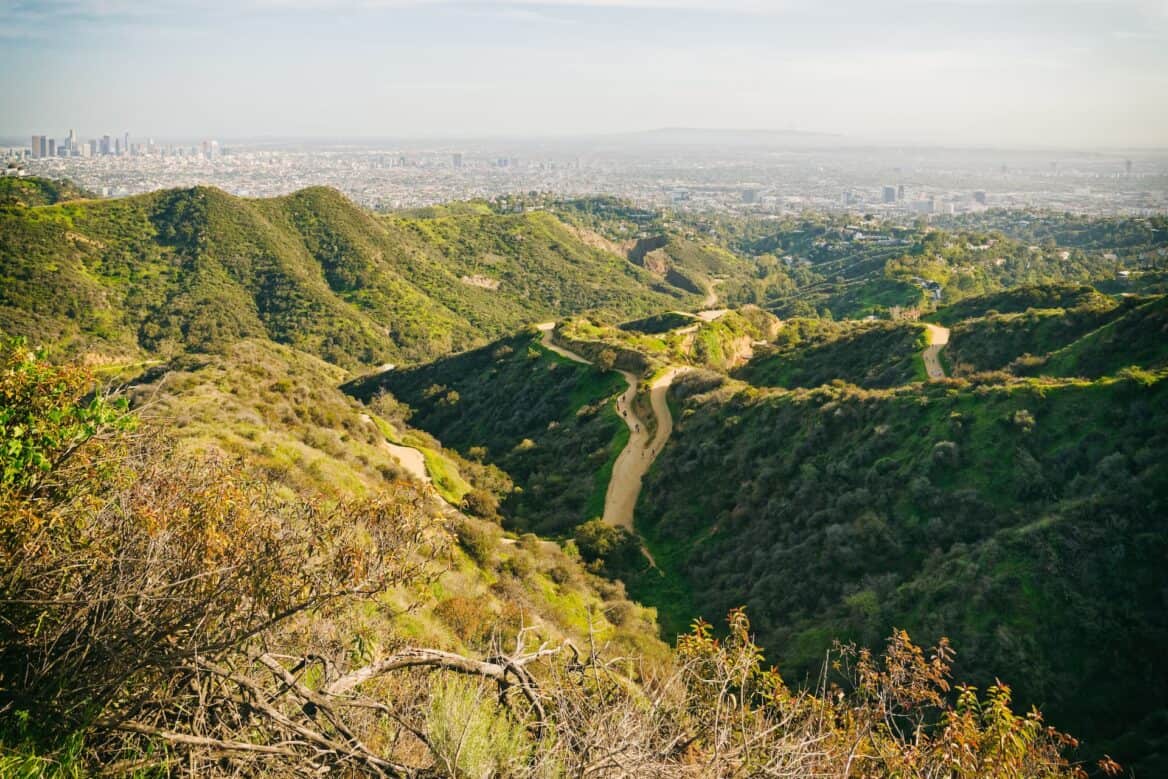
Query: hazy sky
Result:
<box><xmin>3</xmin><ymin>0</ymin><xmax>1167</xmax><ymax>147</ymax></box>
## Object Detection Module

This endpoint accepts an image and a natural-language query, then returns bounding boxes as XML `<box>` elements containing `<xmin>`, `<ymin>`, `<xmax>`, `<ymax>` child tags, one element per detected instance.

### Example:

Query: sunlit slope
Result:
<box><xmin>0</xmin><ymin>181</ymin><xmax>694</xmax><ymax>368</ymax></box>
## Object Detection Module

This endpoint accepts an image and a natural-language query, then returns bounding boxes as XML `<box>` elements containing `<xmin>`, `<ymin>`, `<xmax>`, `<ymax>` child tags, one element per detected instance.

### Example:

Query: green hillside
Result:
<box><xmin>1022</xmin><ymin>295</ymin><xmax>1168</xmax><ymax>379</ymax></box>
<box><xmin>3</xmin><ymin>339</ymin><xmax>1087</xmax><ymax>776</ymax></box>
<box><xmin>929</xmin><ymin>283</ymin><xmax>1116</xmax><ymax>326</ymax></box>
<box><xmin>0</xmin><ymin>182</ymin><xmax>695</xmax><ymax>369</ymax></box>
<box><xmin>632</xmin><ymin>368</ymin><xmax>1168</xmax><ymax>773</ymax></box>
<box><xmin>347</xmin><ymin>329</ymin><xmax>628</xmax><ymax>536</ymax></box>
<box><xmin>0</xmin><ymin>176</ymin><xmax>93</xmax><ymax>207</ymax></box>
<box><xmin>936</xmin><ymin>287</ymin><xmax>1167</xmax><ymax>379</ymax></box>
<box><xmin>486</xmin><ymin>196</ymin><xmax>1165</xmax><ymax>324</ymax></box>
<box><xmin>735</xmin><ymin>318</ymin><xmax>927</xmax><ymax>389</ymax></box>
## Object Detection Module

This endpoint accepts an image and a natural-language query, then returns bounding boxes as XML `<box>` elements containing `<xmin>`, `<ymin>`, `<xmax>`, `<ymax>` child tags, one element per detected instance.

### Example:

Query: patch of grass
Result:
<box><xmin>421</xmin><ymin>447</ymin><xmax>471</xmax><ymax>503</ymax></box>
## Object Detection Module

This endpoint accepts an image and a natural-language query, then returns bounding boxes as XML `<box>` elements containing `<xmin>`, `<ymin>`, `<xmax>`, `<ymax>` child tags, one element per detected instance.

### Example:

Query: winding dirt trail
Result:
<box><xmin>701</xmin><ymin>279</ymin><xmax>722</xmax><ymax>310</ymax></box>
<box><xmin>535</xmin><ymin>323</ymin><xmax>592</xmax><ymax>366</ymax></box>
<box><xmin>360</xmin><ymin>413</ymin><xmax>432</xmax><ymax>484</ymax></box>
<box><xmin>537</xmin><ymin>323</ymin><xmax>684</xmax><ymax>535</ymax></box>
<box><xmin>922</xmin><ymin>324</ymin><xmax>950</xmax><ymax>380</ymax></box>
<box><xmin>383</xmin><ymin>442</ymin><xmax>430</xmax><ymax>484</ymax></box>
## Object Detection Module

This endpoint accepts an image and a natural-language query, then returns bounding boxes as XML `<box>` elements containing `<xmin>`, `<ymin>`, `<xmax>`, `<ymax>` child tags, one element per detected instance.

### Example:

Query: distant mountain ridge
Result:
<box><xmin>610</xmin><ymin>127</ymin><xmax>845</xmax><ymax>147</ymax></box>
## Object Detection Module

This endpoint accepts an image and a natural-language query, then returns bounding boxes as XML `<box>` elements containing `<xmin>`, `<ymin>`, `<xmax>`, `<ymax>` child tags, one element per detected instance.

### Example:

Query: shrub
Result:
<box><xmin>434</xmin><ymin>596</ymin><xmax>492</xmax><ymax>645</ymax></box>
<box><xmin>460</xmin><ymin>488</ymin><xmax>501</xmax><ymax>521</ymax></box>
<box><xmin>932</xmin><ymin>440</ymin><xmax>961</xmax><ymax>467</ymax></box>
<box><xmin>0</xmin><ymin>344</ymin><xmax>437</xmax><ymax>761</ymax></box>
<box><xmin>452</xmin><ymin>517</ymin><xmax>497</xmax><ymax>565</ymax></box>
<box><xmin>425</xmin><ymin>676</ymin><xmax>531</xmax><ymax>778</ymax></box>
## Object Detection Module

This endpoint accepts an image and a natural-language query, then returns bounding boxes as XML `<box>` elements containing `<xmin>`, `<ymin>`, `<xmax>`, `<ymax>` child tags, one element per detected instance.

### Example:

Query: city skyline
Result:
<box><xmin>3</xmin><ymin>1</ymin><xmax>1167</xmax><ymax>149</ymax></box>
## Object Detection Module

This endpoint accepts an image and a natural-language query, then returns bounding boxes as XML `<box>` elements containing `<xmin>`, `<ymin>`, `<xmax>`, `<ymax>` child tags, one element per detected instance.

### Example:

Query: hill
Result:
<box><xmin>1018</xmin><ymin>295</ymin><xmax>1168</xmax><ymax>379</ymax></box>
<box><xmin>0</xmin><ymin>176</ymin><xmax>93</xmax><ymax>207</ymax></box>
<box><xmin>930</xmin><ymin>286</ymin><xmax>1168</xmax><ymax>379</ymax></box>
<box><xmin>733</xmin><ymin>216</ymin><xmax>1161</xmax><ymax>319</ymax></box>
<box><xmin>346</xmin><ymin>329</ymin><xmax>630</xmax><ymax>537</ymax></box>
<box><xmin>734</xmin><ymin>318</ymin><xmax>927</xmax><ymax>389</ymax></box>
<box><xmin>1</xmin><ymin>299</ymin><xmax>1091</xmax><ymax>779</ymax></box>
<box><xmin>929</xmin><ymin>283</ymin><xmax>1115</xmax><ymax>327</ymax></box>
<box><xmin>632</xmin><ymin>368</ymin><xmax>1167</xmax><ymax>774</ymax></box>
<box><xmin>0</xmin><ymin>182</ymin><xmax>697</xmax><ymax>369</ymax></box>
<box><xmin>359</xmin><ymin>272</ymin><xmax>1168</xmax><ymax>772</ymax></box>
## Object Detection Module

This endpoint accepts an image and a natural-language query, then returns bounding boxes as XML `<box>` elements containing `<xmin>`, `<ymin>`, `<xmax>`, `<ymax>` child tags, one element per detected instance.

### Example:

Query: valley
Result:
<box><xmin>2</xmin><ymin>177</ymin><xmax>1166</xmax><ymax>776</ymax></box>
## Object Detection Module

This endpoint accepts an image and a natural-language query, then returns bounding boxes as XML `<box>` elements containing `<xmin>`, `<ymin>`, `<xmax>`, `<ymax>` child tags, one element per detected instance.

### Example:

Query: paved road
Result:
<box><xmin>922</xmin><ymin>324</ymin><xmax>951</xmax><ymax>380</ymax></box>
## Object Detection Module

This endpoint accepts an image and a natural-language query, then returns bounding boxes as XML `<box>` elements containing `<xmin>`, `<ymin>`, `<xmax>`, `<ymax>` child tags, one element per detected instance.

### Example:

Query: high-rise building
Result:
<box><xmin>882</xmin><ymin>186</ymin><xmax>897</xmax><ymax>203</ymax></box>
<box><xmin>101</xmin><ymin>135</ymin><xmax>111</xmax><ymax>155</ymax></box>
<box><xmin>452</xmin><ymin>152</ymin><xmax>463</xmax><ymax>168</ymax></box>
<box><xmin>1125</xmin><ymin>159</ymin><xmax>1133</xmax><ymax>176</ymax></box>
<box><xmin>47</xmin><ymin>139</ymin><xmax>56</xmax><ymax>157</ymax></box>
<box><xmin>124</xmin><ymin>132</ymin><xmax>130</xmax><ymax>155</ymax></box>
<box><xmin>973</xmin><ymin>190</ymin><xmax>987</xmax><ymax>206</ymax></box>
<box><xmin>30</xmin><ymin>135</ymin><xmax>45</xmax><ymax>158</ymax></box>
<box><xmin>897</xmin><ymin>184</ymin><xmax>905</xmax><ymax>201</ymax></box>
<box><xmin>68</xmin><ymin>128</ymin><xmax>77</xmax><ymax>152</ymax></box>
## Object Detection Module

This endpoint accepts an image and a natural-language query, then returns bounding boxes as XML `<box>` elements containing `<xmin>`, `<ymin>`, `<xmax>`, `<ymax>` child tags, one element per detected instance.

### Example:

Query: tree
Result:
<box><xmin>596</xmin><ymin>348</ymin><xmax>618</xmax><ymax>372</ymax></box>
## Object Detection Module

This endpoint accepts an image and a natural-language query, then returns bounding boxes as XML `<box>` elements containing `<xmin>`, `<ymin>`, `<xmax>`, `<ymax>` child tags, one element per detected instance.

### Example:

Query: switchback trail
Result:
<box><xmin>537</xmin><ymin>323</ymin><xmax>685</xmax><ymax>539</ymax></box>
<box><xmin>922</xmin><ymin>324</ymin><xmax>950</xmax><ymax>380</ymax></box>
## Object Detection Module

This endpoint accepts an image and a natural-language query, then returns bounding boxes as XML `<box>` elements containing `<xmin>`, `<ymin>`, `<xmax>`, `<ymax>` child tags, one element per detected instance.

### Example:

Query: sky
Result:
<box><xmin>3</xmin><ymin>0</ymin><xmax>1167</xmax><ymax>148</ymax></box>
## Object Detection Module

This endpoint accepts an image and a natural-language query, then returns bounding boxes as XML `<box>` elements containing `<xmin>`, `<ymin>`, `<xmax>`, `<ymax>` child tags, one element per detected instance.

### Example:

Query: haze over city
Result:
<box><xmin>4</xmin><ymin>0</ymin><xmax>1168</xmax><ymax>148</ymax></box>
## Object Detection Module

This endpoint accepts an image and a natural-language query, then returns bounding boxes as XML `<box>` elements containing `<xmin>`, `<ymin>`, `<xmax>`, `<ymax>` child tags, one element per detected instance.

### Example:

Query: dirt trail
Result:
<box><xmin>701</xmin><ymin>279</ymin><xmax>722</xmax><ymax>310</ymax></box>
<box><xmin>383</xmin><ymin>442</ymin><xmax>431</xmax><ymax>483</ymax></box>
<box><xmin>360</xmin><ymin>413</ymin><xmax>432</xmax><ymax>484</ymax></box>
<box><xmin>537</xmin><ymin>323</ymin><xmax>684</xmax><ymax>540</ymax></box>
<box><xmin>922</xmin><ymin>324</ymin><xmax>951</xmax><ymax>380</ymax></box>
<box><xmin>603</xmin><ymin>367</ymin><xmax>659</xmax><ymax>530</ymax></box>
<box><xmin>536</xmin><ymin>322</ymin><xmax>591</xmax><ymax>365</ymax></box>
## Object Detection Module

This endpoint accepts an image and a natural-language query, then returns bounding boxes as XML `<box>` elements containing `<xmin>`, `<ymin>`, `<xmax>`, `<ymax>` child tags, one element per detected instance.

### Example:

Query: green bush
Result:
<box><xmin>425</xmin><ymin>676</ymin><xmax>531</xmax><ymax>778</ymax></box>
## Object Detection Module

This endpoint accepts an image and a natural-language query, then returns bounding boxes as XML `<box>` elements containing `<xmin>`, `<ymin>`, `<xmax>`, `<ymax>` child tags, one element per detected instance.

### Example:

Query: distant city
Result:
<box><xmin>25</xmin><ymin>129</ymin><xmax>220</xmax><ymax>164</ymax></box>
<box><xmin>4</xmin><ymin>127</ymin><xmax>1166</xmax><ymax>218</ymax></box>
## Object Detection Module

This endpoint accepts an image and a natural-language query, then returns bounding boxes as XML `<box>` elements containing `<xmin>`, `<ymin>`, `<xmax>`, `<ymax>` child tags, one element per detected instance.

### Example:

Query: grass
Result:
<box><xmin>627</xmin><ymin>522</ymin><xmax>700</xmax><ymax>643</ymax></box>
<box><xmin>911</xmin><ymin>352</ymin><xmax>929</xmax><ymax>382</ymax></box>
<box><xmin>420</xmin><ymin>447</ymin><xmax>471</xmax><ymax>503</ymax></box>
